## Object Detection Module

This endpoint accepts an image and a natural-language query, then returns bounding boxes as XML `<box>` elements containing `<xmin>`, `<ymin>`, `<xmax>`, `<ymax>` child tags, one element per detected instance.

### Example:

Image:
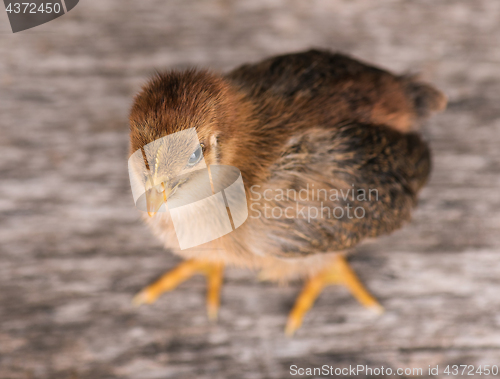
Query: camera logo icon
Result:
<box><xmin>128</xmin><ymin>128</ymin><xmax>248</xmax><ymax>250</ymax></box>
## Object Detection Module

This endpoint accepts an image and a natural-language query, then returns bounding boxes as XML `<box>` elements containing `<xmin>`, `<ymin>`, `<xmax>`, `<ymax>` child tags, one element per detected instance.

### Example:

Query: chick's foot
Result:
<box><xmin>133</xmin><ymin>259</ymin><xmax>224</xmax><ymax>320</ymax></box>
<box><xmin>285</xmin><ymin>255</ymin><xmax>383</xmax><ymax>336</ymax></box>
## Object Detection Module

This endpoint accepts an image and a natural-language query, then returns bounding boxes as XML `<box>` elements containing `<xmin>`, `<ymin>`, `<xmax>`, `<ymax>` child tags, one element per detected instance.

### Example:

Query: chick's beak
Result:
<box><xmin>146</xmin><ymin>182</ymin><xmax>171</xmax><ymax>217</ymax></box>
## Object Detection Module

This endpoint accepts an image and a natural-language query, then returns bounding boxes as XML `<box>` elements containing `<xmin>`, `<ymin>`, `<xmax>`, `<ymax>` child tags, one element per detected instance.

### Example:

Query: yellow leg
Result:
<box><xmin>285</xmin><ymin>255</ymin><xmax>383</xmax><ymax>336</ymax></box>
<box><xmin>133</xmin><ymin>259</ymin><xmax>224</xmax><ymax>320</ymax></box>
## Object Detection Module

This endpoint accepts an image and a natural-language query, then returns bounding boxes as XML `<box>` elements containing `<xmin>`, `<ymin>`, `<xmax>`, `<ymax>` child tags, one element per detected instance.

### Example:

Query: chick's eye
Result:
<box><xmin>187</xmin><ymin>145</ymin><xmax>203</xmax><ymax>166</ymax></box>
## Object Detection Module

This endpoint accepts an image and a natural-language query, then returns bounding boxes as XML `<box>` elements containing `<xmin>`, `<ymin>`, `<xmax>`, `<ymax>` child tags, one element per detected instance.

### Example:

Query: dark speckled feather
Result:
<box><xmin>257</xmin><ymin>123</ymin><xmax>430</xmax><ymax>257</ymax></box>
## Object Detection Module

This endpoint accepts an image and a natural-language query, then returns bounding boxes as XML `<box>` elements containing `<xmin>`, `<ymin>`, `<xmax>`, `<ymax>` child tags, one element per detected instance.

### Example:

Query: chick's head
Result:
<box><xmin>128</xmin><ymin>70</ymin><xmax>233</xmax><ymax>216</ymax></box>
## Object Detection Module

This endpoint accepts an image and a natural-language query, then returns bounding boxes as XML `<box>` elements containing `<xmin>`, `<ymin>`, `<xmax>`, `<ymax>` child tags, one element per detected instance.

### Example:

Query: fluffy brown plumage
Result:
<box><xmin>129</xmin><ymin>50</ymin><xmax>446</xmax><ymax>331</ymax></box>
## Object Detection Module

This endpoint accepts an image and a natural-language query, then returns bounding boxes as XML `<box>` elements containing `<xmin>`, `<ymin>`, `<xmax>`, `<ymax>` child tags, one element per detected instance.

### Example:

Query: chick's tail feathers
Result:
<box><xmin>401</xmin><ymin>75</ymin><xmax>448</xmax><ymax>120</ymax></box>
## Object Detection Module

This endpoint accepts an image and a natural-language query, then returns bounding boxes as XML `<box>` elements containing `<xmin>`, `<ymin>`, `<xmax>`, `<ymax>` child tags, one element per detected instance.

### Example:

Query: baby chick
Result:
<box><xmin>129</xmin><ymin>50</ymin><xmax>446</xmax><ymax>335</ymax></box>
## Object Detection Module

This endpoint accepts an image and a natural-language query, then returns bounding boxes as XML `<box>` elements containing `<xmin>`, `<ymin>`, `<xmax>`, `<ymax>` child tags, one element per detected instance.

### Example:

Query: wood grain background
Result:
<box><xmin>1</xmin><ymin>1</ymin><xmax>500</xmax><ymax>378</ymax></box>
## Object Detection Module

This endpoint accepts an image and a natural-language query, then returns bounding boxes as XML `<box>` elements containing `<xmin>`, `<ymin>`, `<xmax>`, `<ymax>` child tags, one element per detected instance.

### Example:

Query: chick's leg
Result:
<box><xmin>133</xmin><ymin>259</ymin><xmax>224</xmax><ymax>320</ymax></box>
<box><xmin>285</xmin><ymin>255</ymin><xmax>383</xmax><ymax>336</ymax></box>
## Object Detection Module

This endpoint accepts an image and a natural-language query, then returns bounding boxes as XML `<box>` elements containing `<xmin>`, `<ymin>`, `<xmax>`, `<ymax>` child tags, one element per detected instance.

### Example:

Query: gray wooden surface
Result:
<box><xmin>1</xmin><ymin>1</ymin><xmax>500</xmax><ymax>378</ymax></box>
